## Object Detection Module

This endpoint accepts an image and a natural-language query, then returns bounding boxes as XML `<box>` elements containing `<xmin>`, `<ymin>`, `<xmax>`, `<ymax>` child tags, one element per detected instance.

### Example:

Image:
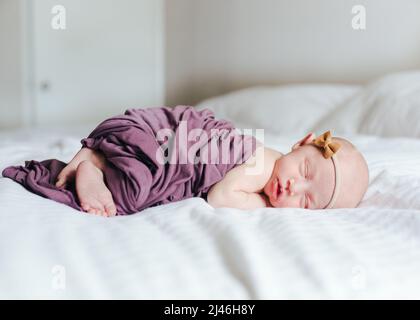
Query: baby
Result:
<box><xmin>208</xmin><ymin>131</ymin><xmax>369</xmax><ymax>211</ymax></box>
<box><xmin>3</xmin><ymin>106</ymin><xmax>369</xmax><ymax>216</ymax></box>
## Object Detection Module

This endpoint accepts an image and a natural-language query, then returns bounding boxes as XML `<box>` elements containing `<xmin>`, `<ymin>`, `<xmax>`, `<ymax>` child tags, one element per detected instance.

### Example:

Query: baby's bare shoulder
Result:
<box><xmin>243</xmin><ymin>145</ymin><xmax>282</xmax><ymax>167</ymax></box>
<box><xmin>229</xmin><ymin>146</ymin><xmax>281</xmax><ymax>191</ymax></box>
<box><xmin>210</xmin><ymin>146</ymin><xmax>282</xmax><ymax>194</ymax></box>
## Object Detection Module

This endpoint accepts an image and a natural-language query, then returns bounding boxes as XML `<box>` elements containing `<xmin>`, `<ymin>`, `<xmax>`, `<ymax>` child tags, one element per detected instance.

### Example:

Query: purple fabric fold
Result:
<box><xmin>2</xmin><ymin>106</ymin><xmax>257</xmax><ymax>215</ymax></box>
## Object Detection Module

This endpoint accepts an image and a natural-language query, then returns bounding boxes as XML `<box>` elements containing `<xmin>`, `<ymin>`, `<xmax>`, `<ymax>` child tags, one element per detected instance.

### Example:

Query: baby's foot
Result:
<box><xmin>75</xmin><ymin>160</ymin><xmax>117</xmax><ymax>217</ymax></box>
<box><xmin>56</xmin><ymin>148</ymin><xmax>105</xmax><ymax>188</ymax></box>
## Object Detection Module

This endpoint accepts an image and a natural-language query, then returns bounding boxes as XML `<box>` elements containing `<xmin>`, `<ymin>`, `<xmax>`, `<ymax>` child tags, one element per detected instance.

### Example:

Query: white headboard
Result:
<box><xmin>165</xmin><ymin>0</ymin><xmax>420</xmax><ymax>105</ymax></box>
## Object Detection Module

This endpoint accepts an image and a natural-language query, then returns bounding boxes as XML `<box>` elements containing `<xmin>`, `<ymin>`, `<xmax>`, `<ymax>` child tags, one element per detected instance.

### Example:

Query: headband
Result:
<box><xmin>312</xmin><ymin>131</ymin><xmax>341</xmax><ymax>209</ymax></box>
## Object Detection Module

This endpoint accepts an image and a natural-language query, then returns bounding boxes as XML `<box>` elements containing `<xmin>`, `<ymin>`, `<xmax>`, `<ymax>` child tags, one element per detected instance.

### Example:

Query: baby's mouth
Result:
<box><xmin>273</xmin><ymin>178</ymin><xmax>283</xmax><ymax>200</ymax></box>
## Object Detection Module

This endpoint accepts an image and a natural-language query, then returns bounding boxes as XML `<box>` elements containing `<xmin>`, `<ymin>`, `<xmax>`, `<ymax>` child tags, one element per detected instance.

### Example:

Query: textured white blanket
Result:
<box><xmin>1</xmin><ymin>127</ymin><xmax>420</xmax><ymax>299</ymax></box>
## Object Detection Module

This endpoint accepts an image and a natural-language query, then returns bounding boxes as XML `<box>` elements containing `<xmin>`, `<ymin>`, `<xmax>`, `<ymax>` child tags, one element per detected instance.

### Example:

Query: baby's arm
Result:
<box><xmin>207</xmin><ymin>174</ymin><xmax>269</xmax><ymax>210</ymax></box>
<box><xmin>207</xmin><ymin>146</ymin><xmax>275</xmax><ymax>210</ymax></box>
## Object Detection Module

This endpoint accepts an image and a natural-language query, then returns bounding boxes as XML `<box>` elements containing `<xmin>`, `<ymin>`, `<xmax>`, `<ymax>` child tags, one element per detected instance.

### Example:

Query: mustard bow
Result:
<box><xmin>313</xmin><ymin>131</ymin><xmax>341</xmax><ymax>159</ymax></box>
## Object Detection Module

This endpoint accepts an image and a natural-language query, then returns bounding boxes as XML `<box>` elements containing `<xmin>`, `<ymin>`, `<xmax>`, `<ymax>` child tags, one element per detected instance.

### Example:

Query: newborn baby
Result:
<box><xmin>2</xmin><ymin>106</ymin><xmax>369</xmax><ymax>216</ymax></box>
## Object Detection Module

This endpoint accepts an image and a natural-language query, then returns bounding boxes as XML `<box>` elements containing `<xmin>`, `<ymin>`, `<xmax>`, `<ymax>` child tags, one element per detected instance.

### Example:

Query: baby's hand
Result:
<box><xmin>208</xmin><ymin>186</ymin><xmax>269</xmax><ymax>210</ymax></box>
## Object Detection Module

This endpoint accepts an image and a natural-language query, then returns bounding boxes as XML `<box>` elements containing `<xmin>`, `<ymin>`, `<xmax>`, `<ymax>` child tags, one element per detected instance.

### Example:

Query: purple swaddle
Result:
<box><xmin>2</xmin><ymin>106</ymin><xmax>257</xmax><ymax>215</ymax></box>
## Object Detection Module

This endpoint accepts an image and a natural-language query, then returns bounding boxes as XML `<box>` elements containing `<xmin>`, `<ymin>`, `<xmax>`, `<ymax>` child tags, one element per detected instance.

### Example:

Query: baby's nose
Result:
<box><xmin>287</xmin><ymin>178</ymin><xmax>295</xmax><ymax>195</ymax></box>
<box><xmin>287</xmin><ymin>178</ymin><xmax>304</xmax><ymax>196</ymax></box>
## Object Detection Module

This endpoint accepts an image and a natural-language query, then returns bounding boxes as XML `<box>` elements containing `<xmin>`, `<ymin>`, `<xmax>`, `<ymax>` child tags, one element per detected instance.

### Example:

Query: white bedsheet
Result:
<box><xmin>1</xmin><ymin>128</ymin><xmax>420</xmax><ymax>299</ymax></box>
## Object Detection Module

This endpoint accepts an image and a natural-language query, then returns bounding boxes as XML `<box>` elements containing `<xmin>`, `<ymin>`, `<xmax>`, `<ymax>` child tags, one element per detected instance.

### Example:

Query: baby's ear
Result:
<box><xmin>291</xmin><ymin>132</ymin><xmax>316</xmax><ymax>150</ymax></box>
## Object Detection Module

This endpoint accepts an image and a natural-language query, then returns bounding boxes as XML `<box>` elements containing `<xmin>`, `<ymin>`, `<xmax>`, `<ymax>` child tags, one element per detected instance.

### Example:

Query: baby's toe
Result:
<box><xmin>86</xmin><ymin>208</ymin><xmax>96</xmax><ymax>215</ymax></box>
<box><xmin>90</xmin><ymin>208</ymin><xmax>102</xmax><ymax>216</ymax></box>
<box><xmin>81</xmin><ymin>203</ymin><xmax>91</xmax><ymax>212</ymax></box>
<box><xmin>100</xmin><ymin>210</ymin><xmax>109</xmax><ymax>217</ymax></box>
<box><xmin>104</xmin><ymin>203</ymin><xmax>117</xmax><ymax>217</ymax></box>
<box><xmin>82</xmin><ymin>198</ymin><xmax>104</xmax><ymax>215</ymax></box>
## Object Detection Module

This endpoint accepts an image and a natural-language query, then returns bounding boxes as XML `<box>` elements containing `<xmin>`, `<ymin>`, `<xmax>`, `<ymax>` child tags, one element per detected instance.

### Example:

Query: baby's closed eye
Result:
<box><xmin>304</xmin><ymin>159</ymin><xmax>311</xmax><ymax>179</ymax></box>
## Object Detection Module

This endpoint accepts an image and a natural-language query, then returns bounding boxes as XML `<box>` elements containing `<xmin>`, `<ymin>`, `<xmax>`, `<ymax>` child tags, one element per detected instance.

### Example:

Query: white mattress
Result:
<box><xmin>1</xmin><ymin>127</ymin><xmax>420</xmax><ymax>299</ymax></box>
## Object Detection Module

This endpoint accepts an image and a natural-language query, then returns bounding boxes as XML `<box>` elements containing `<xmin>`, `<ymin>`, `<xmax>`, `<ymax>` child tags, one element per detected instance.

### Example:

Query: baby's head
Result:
<box><xmin>263</xmin><ymin>131</ymin><xmax>369</xmax><ymax>209</ymax></box>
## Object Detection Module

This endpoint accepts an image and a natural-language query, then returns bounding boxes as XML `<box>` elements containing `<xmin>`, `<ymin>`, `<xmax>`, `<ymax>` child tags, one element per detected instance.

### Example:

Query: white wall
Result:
<box><xmin>0</xmin><ymin>0</ymin><xmax>23</xmax><ymax>128</ymax></box>
<box><xmin>32</xmin><ymin>0</ymin><xmax>164</xmax><ymax>126</ymax></box>
<box><xmin>2</xmin><ymin>0</ymin><xmax>420</xmax><ymax>128</ymax></box>
<box><xmin>165</xmin><ymin>0</ymin><xmax>420</xmax><ymax>106</ymax></box>
<box><xmin>0</xmin><ymin>0</ymin><xmax>164</xmax><ymax>129</ymax></box>
<box><xmin>164</xmin><ymin>0</ymin><xmax>195</xmax><ymax>109</ymax></box>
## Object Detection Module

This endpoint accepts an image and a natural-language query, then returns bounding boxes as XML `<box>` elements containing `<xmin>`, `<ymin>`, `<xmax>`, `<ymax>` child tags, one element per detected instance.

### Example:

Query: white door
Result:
<box><xmin>31</xmin><ymin>0</ymin><xmax>163</xmax><ymax>126</ymax></box>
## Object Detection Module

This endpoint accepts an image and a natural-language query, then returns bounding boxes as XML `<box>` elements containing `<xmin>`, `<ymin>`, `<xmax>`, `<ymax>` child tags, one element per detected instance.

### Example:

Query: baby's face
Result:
<box><xmin>263</xmin><ymin>144</ymin><xmax>336</xmax><ymax>209</ymax></box>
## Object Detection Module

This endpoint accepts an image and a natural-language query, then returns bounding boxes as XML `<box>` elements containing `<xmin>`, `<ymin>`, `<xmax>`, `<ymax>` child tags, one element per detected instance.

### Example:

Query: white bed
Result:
<box><xmin>1</xmin><ymin>71</ymin><xmax>420</xmax><ymax>299</ymax></box>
